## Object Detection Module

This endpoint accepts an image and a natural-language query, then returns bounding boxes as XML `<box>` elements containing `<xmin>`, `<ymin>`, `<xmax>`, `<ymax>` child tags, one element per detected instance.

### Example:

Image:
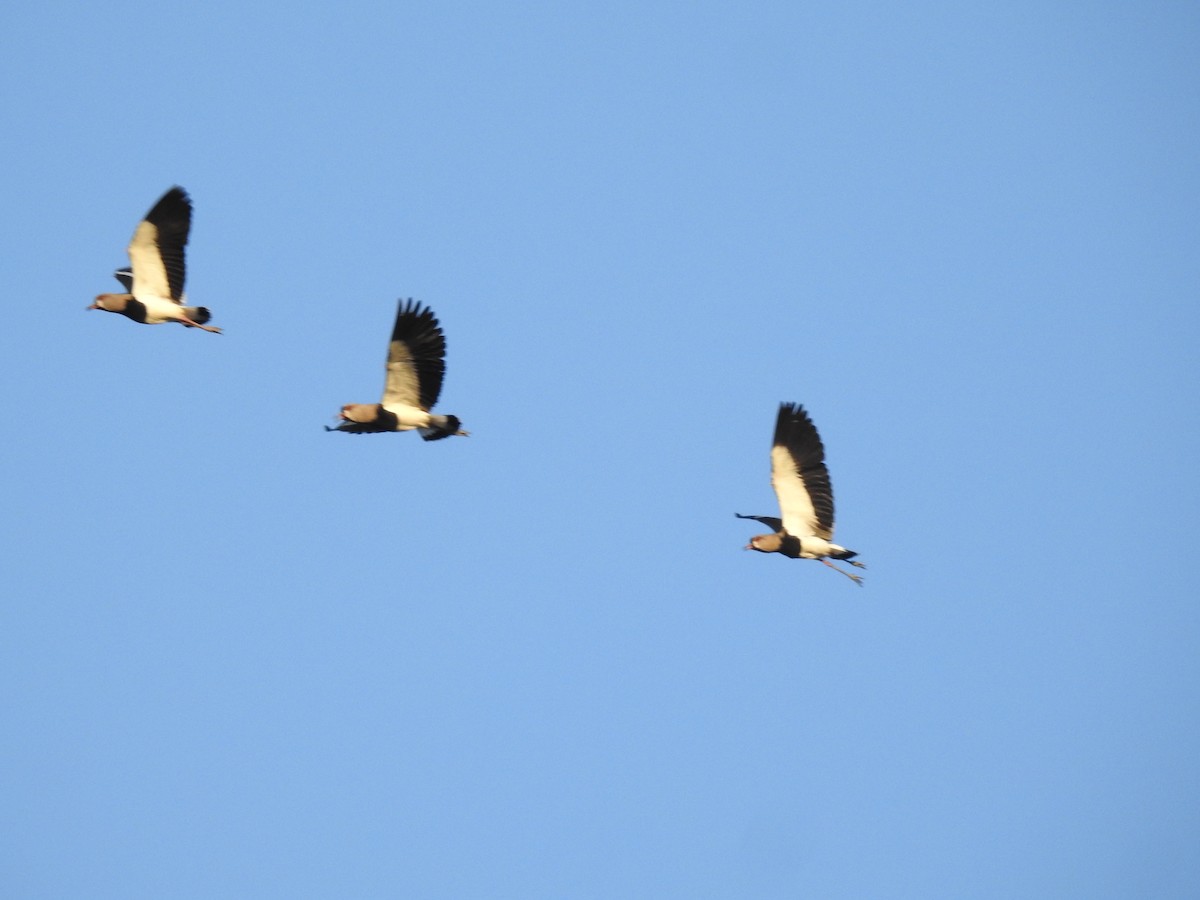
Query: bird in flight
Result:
<box><xmin>327</xmin><ymin>299</ymin><xmax>468</xmax><ymax>441</ymax></box>
<box><xmin>737</xmin><ymin>402</ymin><xmax>865</xmax><ymax>585</ymax></box>
<box><xmin>89</xmin><ymin>186</ymin><xmax>221</xmax><ymax>334</ymax></box>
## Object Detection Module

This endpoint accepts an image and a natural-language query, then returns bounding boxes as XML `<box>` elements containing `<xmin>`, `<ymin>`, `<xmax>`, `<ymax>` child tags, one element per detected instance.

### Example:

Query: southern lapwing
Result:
<box><xmin>737</xmin><ymin>402</ymin><xmax>865</xmax><ymax>585</ymax></box>
<box><xmin>89</xmin><ymin>186</ymin><xmax>221</xmax><ymax>333</ymax></box>
<box><xmin>326</xmin><ymin>299</ymin><xmax>468</xmax><ymax>441</ymax></box>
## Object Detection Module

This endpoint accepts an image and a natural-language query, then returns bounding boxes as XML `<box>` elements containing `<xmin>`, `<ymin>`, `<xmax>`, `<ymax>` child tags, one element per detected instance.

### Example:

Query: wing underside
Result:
<box><xmin>381</xmin><ymin>299</ymin><xmax>448</xmax><ymax>411</ymax></box>
<box><xmin>128</xmin><ymin>187</ymin><xmax>191</xmax><ymax>302</ymax></box>
<box><xmin>770</xmin><ymin>402</ymin><xmax>835</xmax><ymax>540</ymax></box>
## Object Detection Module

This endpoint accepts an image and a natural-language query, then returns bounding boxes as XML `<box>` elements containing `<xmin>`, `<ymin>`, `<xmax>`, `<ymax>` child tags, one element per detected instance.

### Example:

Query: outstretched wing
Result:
<box><xmin>381</xmin><ymin>299</ymin><xmax>448</xmax><ymax>412</ymax></box>
<box><xmin>127</xmin><ymin>186</ymin><xmax>191</xmax><ymax>303</ymax></box>
<box><xmin>770</xmin><ymin>402</ymin><xmax>835</xmax><ymax>540</ymax></box>
<box><xmin>734</xmin><ymin>512</ymin><xmax>783</xmax><ymax>533</ymax></box>
<box><xmin>113</xmin><ymin>267</ymin><xmax>134</xmax><ymax>291</ymax></box>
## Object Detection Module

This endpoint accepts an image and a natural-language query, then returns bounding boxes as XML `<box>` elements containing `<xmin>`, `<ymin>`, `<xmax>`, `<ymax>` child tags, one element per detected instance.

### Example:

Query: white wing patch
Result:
<box><xmin>127</xmin><ymin>220</ymin><xmax>175</xmax><ymax>303</ymax></box>
<box><xmin>771</xmin><ymin>444</ymin><xmax>821</xmax><ymax>538</ymax></box>
<box><xmin>382</xmin><ymin>341</ymin><xmax>424</xmax><ymax>410</ymax></box>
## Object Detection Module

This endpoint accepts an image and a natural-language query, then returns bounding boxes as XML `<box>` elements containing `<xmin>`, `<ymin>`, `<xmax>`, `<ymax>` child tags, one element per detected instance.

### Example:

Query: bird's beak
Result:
<box><xmin>743</xmin><ymin>543</ymin><xmax>752</xmax><ymax>551</ymax></box>
<box><xmin>86</xmin><ymin>301</ymin><xmax>99</xmax><ymax>310</ymax></box>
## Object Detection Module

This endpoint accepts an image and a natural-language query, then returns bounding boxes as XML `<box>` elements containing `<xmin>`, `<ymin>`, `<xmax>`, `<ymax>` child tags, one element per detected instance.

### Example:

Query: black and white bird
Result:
<box><xmin>326</xmin><ymin>299</ymin><xmax>468</xmax><ymax>441</ymax></box>
<box><xmin>737</xmin><ymin>402</ymin><xmax>866</xmax><ymax>585</ymax></box>
<box><xmin>88</xmin><ymin>186</ymin><xmax>221</xmax><ymax>333</ymax></box>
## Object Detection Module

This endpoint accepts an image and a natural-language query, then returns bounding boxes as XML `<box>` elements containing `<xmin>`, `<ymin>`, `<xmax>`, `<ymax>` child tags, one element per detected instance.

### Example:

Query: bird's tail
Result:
<box><xmin>419</xmin><ymin>414</ymin><xmax>468</xmax><ymax>441</ymax></box>
<box><xmin>181</xmin><ymin>306</ymin><xmax>213</xmax><ymax>326</ymax></box>
<box><xmin>829</xmin><ymin>545</ymin><xmax>866</xmax><ymax>569</ymax></box>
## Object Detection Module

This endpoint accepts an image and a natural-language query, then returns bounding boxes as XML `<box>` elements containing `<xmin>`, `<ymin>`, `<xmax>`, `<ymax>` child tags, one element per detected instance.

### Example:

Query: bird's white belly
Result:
<box><xmin>797</xmin><ymin>536</ymin><xmax>834</xmax><ymax>559</ymax></box>
<box><xmin>138</xmin><ymin>295</ymin><xmax>183</xmax><ymax>324</ymax></box>
<box><xmin>382</xmin><ymin>404</ymin><xmax>431</xmax><ymax>430</ymax></box>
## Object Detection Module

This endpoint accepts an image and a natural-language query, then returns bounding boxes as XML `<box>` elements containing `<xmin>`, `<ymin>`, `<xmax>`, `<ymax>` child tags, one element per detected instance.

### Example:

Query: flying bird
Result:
<box><xmin>737</xmin><ymin>402</ymin><xmax>866</xmax><ymax>585</ymax></box>
<box><xmin>88</xmin><ymin>186</ymin><xmax>221</xmax><ymax>333</ymax></box>
<box><xmin>326</xmin><ymin>299</ymin><xmax>468</xmax><ymax>441</ymax></box>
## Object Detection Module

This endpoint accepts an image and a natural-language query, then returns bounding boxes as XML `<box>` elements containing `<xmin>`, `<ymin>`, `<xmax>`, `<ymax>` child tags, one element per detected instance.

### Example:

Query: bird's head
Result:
<box><xmin>89</xmin><ymin>293</ymin><xmax>128</xmax><ymax>313</ymax></box>
<box><xmin>339</xmin><ymin>404</ymin><xmax>377</xmax><ymax>424</ymax></box>
<box><xmin>745</xmin><ymin>533</ymin><xmax>783</xmax><ymax>553</ymax></box>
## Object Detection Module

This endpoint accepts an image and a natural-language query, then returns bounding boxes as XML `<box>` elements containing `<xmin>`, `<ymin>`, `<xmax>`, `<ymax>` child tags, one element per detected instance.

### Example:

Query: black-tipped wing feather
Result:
<box><xmin>381</xmin><ymin>299</ymin><xmax>448</xmax><ymax>411</ymax></box>
<box><xmin>770</xmin><ymin>402</ymin><xmax>835</xmax><ymax>540</ymax></box>
<box><xmin>128</xmin><ymin>186</ymin><xmax>191</xmax><ymax>302</ymax></box>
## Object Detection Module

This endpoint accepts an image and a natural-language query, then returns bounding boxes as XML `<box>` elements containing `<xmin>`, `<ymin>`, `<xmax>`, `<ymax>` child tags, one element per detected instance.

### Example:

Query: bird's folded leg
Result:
<box><xmin>821</xmin><ymin>558</ymin><xmax>864</xmax><ymax>586</ymax></box>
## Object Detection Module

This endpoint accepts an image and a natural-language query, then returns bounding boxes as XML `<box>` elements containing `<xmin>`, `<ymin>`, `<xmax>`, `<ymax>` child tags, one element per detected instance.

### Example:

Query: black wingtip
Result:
<box><xmin>144</xmin><ymin>186</ymin><xmax>192</xmax><ymax>221</ymax></box>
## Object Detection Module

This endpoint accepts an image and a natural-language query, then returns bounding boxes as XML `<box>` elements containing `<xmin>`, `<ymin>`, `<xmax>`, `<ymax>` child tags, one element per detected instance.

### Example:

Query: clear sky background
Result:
<box><xmin>2</xmin><ymin>2</ymin><xmax>1198</xmax><ymax>897</ymax></box>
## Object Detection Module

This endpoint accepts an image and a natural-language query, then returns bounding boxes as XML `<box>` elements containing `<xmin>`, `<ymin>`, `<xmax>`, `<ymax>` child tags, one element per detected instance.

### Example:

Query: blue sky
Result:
<box><xmin>2</xmin><ymin>1</ymin><xmax>1198</xmax><ymax>897</ymax></box>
